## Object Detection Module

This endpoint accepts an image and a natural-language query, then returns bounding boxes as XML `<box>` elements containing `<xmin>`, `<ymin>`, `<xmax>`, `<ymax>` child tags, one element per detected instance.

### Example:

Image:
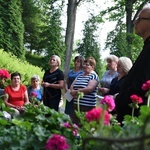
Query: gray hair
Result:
<box><xmin>31</xmin><ymin>75</ymin><xmax>40</xmax><ymax>81</ymax></box>
<box><xmin>118</xmin><ymin>57</ymin><xmax>132</xmax><ymax>74</ymax></box>
<box><xmin>106</xmin><ymin>55</ymin><xmax>118</xmax><ymax>63</ymax></box>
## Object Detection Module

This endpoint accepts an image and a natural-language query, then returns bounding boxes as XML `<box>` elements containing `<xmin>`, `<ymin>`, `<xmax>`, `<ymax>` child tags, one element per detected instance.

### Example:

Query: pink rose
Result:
<box><xmin>0</xmin><ymin>69</ymin><xmax>10</xmax><ymax>79</ymax></box>
<box><xmin>100</xmin><ymin>96</ymin><xmax>115</xmax><ymax>112</ymax></box>
<box><xmin>130</xmin><ymin>94</ymin><xmax>143</xmax><ymax>104</ymax></box>
<box><xmin>85</xmin><ymin>107</ymin><xmax>110</xmax><ymax>125</ymax></box>
<box><xmin>30</xmin><ymin>92</ymin><xmax>37</xmax><ymax>98</ymax></box>
<box><xmin>45</xmin><ymin>134</ymin><xmax>69</xmax><ymax>150</ymax></box>
<box><xmin>142</xmin><ymin>80</ymin><xmax>150</xmax><ymax>91</ymax></box>
<box><xmin>62</xmin><ymin>122</ymin><xmax>78</xmax><ymax>136</ymax></box>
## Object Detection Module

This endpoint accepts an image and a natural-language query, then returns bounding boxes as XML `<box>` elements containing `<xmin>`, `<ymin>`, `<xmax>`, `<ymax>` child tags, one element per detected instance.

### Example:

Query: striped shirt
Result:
<box><xmin>73</xmin><ymin>71</ymin><xmax>99</xmax><ymax>107</ymax></box>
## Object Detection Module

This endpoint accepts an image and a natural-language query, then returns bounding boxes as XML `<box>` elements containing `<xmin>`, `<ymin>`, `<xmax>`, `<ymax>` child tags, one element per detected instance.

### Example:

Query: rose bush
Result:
<box><xmin>1</xmin><ymin>81</ymin><xmax>150</xmax><ymax>149</ymax></box>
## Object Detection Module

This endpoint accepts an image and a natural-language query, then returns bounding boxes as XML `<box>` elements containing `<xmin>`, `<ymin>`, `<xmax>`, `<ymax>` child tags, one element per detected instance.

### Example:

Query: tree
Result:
<box><xmin>22</xmin><ymin>0</ymin><xmax>43</xmax><ymax>54</ymax></box>
<box><xmin>76</xmin><ymin>16</ymin><xmax>102</xmax><ymax>76</ymax></box>
<box><xmin>101</xmin><ymin>0</ymin><xmax>149</xmax><ymax>60</ymax></box>
<box><xmin>39</xmin><ymin>0</ymin><xmax>66</xmax><ymax>70</ymax></box>
<box><xmin>0</xmin><ymin>0</ymin><xmax>24</xmax><ymax>58</ymax></box>
<box><xmin>64</xmin><ymin>0</ymin><xmax>79</xmax><ymax>79</ymax></box>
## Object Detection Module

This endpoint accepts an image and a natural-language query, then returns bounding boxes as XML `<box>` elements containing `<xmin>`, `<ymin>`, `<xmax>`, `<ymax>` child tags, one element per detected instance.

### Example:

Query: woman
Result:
<box><xmin>101</xmin><ymin>57</ymin><xmax>133</xmax><ymax>96</ymax></box>
<box><xmin>99</xmin><ymin>55</ymin><xmax>118</xmax><ymax>95</ymax></box>
<box><xmin>64</xmin><ymin>55</ymin><xmax>84</xmax><ymax>116</ymax></box>
<box><xmin>70</xmin><ymin>57</ymin><xmax>99</xmax><ymax>125</ymax></box>
<box><xmin>4</xmin><ymin>72</ymin><xmax>29</xmax><ymax>114</ymax></box>
<box><xmin>27</xmin><ymin>75</ymin><xmax>43</xmax><ymax>104</ymax></box>
<box><xmin>42</xmin><ymin>55</ymin><xmax>64</xmax><ymax>111</ymax></box>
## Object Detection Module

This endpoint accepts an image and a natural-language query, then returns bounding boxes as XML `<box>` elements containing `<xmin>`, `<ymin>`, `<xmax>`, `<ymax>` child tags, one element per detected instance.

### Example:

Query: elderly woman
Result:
<box><xmin>102</xmin><ymin>57</ymin><xmax>133</xmax><ymax>97</ymax></box>
<box><xmin>27</xmin><ymin>75</ymin><xmax>43</xmax><ymax>103</ymax></box>
<box><xmin>4</xmin><ymin>72</ymin><xmax>29</xmax><ymax>114</ymax></box>
<box><xmin>70</xmin><ymin>57</ymin><xmax>99</xmax><ymax>125</ymax></box>
<box><xmin>99</xmin><ymin>55</ymin><xmax>118</xmax><ymax>95</ymax></box>
<box><xmin>64</xmin><ymin>55</ymin><xmax>84</xmax><ymax>116</ymax></box>
<box><xmin>42</xmin><ymin>55</ymin><xmax>64</xmax><ymax>112</ymax></box>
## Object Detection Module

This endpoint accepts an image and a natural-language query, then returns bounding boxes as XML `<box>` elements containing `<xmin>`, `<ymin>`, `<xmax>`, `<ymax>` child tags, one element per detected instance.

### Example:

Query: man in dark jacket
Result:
<box><xmin>115</xmin><ymin>3</ymin><xmax>150</xmax><ymax>124</ymax></box>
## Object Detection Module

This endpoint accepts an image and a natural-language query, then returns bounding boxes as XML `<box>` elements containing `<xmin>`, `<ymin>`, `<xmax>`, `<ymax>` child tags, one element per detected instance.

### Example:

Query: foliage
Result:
<box><xmin>25</xmin><ymin>51</ymin><xmax>44</xmax><ymax>69</ymax></box>
<box><xmin>76</xmin><ymin>16</ymin><xmax>103</xmax><ymax>77</ymax></box>
<box><xmin>0</xmin><ymin>100</ymin><xmax>77</xmax><ymax>150</ymax></box>
<box><xmin>1</xmin><ymin>89</ymin><xmax>150</xmax><ymax>149</ymax></box>
<box><xmin>101</xmin><ymin>0</ymin><xmax>148</xmax><ymax>60</ymax></box>
<box><xmin>105</xmin><ymin>22</ymin><xmax>143</xmax><ymax>61</ymax></box>
<box><xmin>0</xmin><ymin>49</ymin><xmax>44</xmax><ymax>86</ymax></box>
<box><xmin>0</xmin><ymin>0</ymin><xmax>25</xmax><ymax>58</ymax></box>
<box><xmin>39</xmin><ymin>0</ymin><xmax>66</xmax><ymax>71</ymax></box>
<box><xmin>22</xmin><ymin>0</ymin><xmax>44</xmax><ymax>54</ymax></box>
<box><xmin>76</xmin><ymin>96</ymin><xmax>150</xmax><ymax>150</ymax></box>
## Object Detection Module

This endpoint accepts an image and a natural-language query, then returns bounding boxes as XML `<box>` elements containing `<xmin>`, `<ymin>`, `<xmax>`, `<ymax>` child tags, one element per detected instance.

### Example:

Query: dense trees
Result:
<box><xmin>0</xmin><ymin>0</ymin><xmax>149</xmax><ymax>75</ymax></box>
<box><xmin>76</xmin><ymin>16</ymin><xmax>102</xmax><ymax>76</ymax></box>
<box><xmin>102</xmin><ymin>0</ymin><xmax>149</xmax><ymax>61</ymax></box>
<box><xmin>0</xmin><ymin>0</ymin><xmax>24</xmax><ymax>58</ymax></box>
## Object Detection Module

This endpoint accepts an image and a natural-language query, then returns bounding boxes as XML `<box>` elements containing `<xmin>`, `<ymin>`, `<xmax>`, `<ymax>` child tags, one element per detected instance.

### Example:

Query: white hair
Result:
<box><xmin>118</xmin><ymin>57</ymin><xmax>133</xmax><ymax>74</ymax></box>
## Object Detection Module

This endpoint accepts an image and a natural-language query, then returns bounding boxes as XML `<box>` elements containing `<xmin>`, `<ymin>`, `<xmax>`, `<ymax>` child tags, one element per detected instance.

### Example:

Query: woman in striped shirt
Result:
<box><xmin>70</xmin><ymin>57</ymin><xmax>99</xmax><ymax>125</ymax></box>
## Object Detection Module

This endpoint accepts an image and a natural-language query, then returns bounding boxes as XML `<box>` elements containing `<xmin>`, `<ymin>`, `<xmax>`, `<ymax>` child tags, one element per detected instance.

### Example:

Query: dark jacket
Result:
<box><xmin>115</xmin><ymin>37</ymin><xmax>150</xmax><ymax>123</ymax></box>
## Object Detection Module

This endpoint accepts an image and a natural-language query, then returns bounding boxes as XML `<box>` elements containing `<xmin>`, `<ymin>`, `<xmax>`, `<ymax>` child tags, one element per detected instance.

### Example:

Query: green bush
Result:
<box><xmin>0</xmin><ymin>49</ymin><xmax>44</xmax><ymax>86</ymax></box>
<box><xmin>0</xmin><ymin>100</ymin><xmax>78</xmax><ymax>150</ymax></box>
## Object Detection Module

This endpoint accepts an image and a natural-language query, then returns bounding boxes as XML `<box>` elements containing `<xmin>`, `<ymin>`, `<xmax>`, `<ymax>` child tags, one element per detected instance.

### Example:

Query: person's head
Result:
<box><xmin>83</xmin><ymin>57</ymin><xmax>96</xmax><ymax>73</ymax></box>
<box><xmin>31</xmin><ymin>75</ymin><xmax>40</xmax><ymax>88</ymax></box>
<box><xmin>117</xmin><ymin>57</ymin><xmax>133</xmax><ymax>75</ymax></box>
<box><xmin>49</xmin><ymin>55</ymin><xmax>61</xmax><ymax>67</ymax></box>
<box><xmin>11</xmin><ymin>72</ymin><xmax>21</xmax><ymax>85</ymax></box>
<box><xmin>134</xmin><ymin>3</ymin><xmax>150</xmax><ymax>40</ymax></box>
<box><xmin>74</xmin><ymin>55</ymin><xmax>84</xmax><ymax>69</ymax></box>
<box><xmin>106</xmin><ymin>55</ymin><xmax>118</xmax><ymax>71</ymax></box>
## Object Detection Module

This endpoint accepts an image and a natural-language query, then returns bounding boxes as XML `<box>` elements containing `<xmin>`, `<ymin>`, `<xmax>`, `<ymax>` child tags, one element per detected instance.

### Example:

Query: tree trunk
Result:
<box><xmin>125</xmin><ymin>0</ymin><xmax>134</xmax><ymax>59</ymax></box>
<box><xmin>64</xmin><ymin>0</ymin><xmax>78</xmax><ymax>80</ymax></box>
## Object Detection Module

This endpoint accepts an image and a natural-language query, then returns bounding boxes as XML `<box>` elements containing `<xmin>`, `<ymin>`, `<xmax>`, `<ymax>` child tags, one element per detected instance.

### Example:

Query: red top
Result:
<box><xmin>4</xmin><ymin>84</ymin><xmax>27</xmax><ymax>107</ymax></box>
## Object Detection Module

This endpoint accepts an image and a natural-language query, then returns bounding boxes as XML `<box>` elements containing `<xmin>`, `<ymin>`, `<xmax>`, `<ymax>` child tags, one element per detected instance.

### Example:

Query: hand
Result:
<box><xmin>70</xmin><ymin>90</ymin><xmax>78</xmax><ymax>99</ymax></box>
<box><xmin>42</xmin><ymin>82</ymin><xmax>50</xmax><ymax>87</ymax></box>
<box><xmin>99</xmin><ymin>87</ymin><xmax>109</xmax><ymax>94</ymax></box>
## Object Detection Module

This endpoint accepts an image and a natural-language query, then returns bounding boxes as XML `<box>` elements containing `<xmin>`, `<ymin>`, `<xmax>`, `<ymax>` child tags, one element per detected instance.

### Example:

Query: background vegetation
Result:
<box><xmin>0</xmin><ymin>0</ymin><xmax>149</xmax><ymax>78</ymax></box>
<box><xmin>0</xmin><ymin>49</ymin><xmax>44</xmax><ymax>86</ymax></box>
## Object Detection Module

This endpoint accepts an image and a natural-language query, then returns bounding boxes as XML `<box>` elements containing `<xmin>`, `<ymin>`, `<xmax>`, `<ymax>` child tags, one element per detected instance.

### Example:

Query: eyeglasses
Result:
<box><xmin>83</xmin><ymin>63</ymin><xmax>91</xmax><ymax>66</ymax></box>
<box><xmin>134</xmin><ymin>16</ymin><xmax>150</xmax><ymax>24</ymax></box>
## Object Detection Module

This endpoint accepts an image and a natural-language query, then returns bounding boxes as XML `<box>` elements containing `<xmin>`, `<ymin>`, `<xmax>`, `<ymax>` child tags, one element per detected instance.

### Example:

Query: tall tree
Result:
<box><xmin>64</xmin><ymin>0</ymin><xmax>79</xmax><ymax>79</ymax></box>
<box><xmin>39</xmin><ymin>0</ymin><xmax>66</xmax><ymax>70</ymax></box>
<box><xmin>76</xmin><ymin>16</ymin><xmax>102</xmax><ymax>76</ymax></box>
<box><xmin>22</xmin><ymin>0</ymin><xmax>43</xmax><ymax>54</ymax></box>
<box><xmin>0</xmin><ymin>0</ymin><xmax>24</xmax><ymax>58</ymax></box>
<box><xmin>101</xmin><ymin>0</ymin><xmax>149</xmax><ymax>59</ymax></box>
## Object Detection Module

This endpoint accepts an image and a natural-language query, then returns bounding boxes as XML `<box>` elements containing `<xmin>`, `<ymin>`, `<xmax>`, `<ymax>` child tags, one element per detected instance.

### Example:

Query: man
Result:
<box><xmin>115</xmin><ymin>3</ymin><xmax>150</xmax><ymax>124</ymax></box>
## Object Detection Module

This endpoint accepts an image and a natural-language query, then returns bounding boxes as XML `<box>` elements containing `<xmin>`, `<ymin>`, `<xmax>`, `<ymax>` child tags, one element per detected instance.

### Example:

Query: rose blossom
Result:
<box><xmin>142</xmin><ymin>80</ymin><xmax>150</xmax><ymax>91</ymax></box>
<box><xmin>62</xmin><ymin>122</ymin><xmax>78</xmax><ymax>136</ymax></box>
<box><xmin>45</xmin><ymin>134</ymin><xmax>69</xmax><ymax>150</ymax></box>
<box><xmin>30</xmin><ymin>92</ymin><xmax>37</xmax><ymax>98</ymax></box>
<box><xmin>100</xmin><ymin>96</ymin><xmax>115</xmax><ymax>112</ymax></box>
<box><xmin>0</xmin><ymin>69</ymin><xmax>10</xmax><ymax>79</ymax></box>
<box><xmin>85</xmin><ymin>107</ymin><xmax>110</xmax><ymax>125</ymax></box>
<box><xmin>130</xmin><ymin>94</ymin><xmax>143</xmax><ymax>104</ymax></box>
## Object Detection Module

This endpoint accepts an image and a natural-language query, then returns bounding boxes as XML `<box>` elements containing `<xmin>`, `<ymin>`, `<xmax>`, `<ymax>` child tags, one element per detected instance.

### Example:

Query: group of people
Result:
<box><xmin>1</xmin><ymin>3</ymin><xmax>150</xmax><ymax>125</ymax></box>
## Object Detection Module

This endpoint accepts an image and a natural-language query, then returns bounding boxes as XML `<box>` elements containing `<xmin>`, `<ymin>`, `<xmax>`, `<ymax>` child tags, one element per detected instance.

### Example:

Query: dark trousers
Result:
<box><xmin>43</xmin><ymin>98</ymin><xmax>60</xmax><ymax>112</ymax></box>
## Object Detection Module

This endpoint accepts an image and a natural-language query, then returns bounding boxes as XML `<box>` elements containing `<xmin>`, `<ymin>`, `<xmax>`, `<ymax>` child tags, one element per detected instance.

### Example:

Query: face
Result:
<box><xmin>49</xmin><ymin>57</ymin><xmax>58</xmax><ymax>67</ymax></box>
<box><xmin>11</xmin><ymin>75</ymin><xmax>21</xmax><ymax>85</ymax></box>
<box><xmin>31</xmin><ymin>79</ymin><xmax>40</xmax><ymax>88</ymax></box>
<box><xmin>74</xmin><ymin>59</ymin><xmax>81</xmax><ymax>68</ymax></box>
<box><xmin>83</xmin><ymin>62</ymin><xmax>93</xmax><ymax>73</ymax></box>
<box><xmin>117</xmin><ymin>63</ymin><xmax>124</xmax><ymax>74</ymax></box>
<box><xmin>134</xmin><ymin>9</ymin><xmax>150</xmax><ymax>39</ymax></box>
<box><xmin>107</xmin><ymin>59</ymin><xmax>117</xmax><ymax>71</ymax></box>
